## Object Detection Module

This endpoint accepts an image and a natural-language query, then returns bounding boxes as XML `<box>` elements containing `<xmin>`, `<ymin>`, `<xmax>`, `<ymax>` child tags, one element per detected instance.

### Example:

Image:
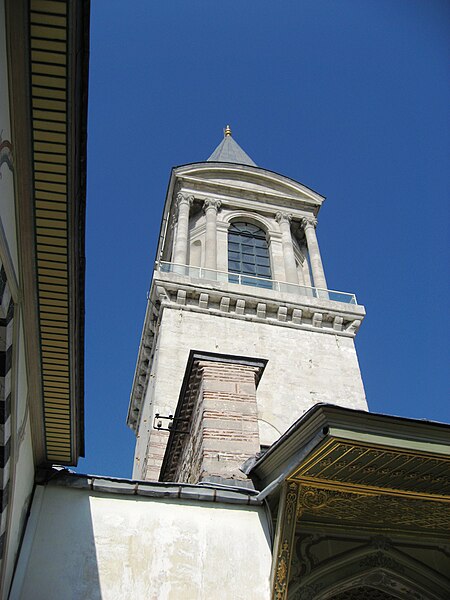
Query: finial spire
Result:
<box><xmin>207</xmin><ymin>127</ymin><xmax>257</xmax><ymax>166</ymax></box>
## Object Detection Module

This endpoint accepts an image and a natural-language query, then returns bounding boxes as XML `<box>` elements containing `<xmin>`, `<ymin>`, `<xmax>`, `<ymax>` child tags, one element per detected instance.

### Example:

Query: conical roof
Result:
<box><xmin>207</xmin><ymin>126</ymin><xmax>257</xmax><ymax>166</ymax></box>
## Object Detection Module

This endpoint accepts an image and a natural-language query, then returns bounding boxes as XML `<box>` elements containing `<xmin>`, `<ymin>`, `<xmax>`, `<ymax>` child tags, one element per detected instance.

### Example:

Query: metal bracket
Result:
<box><xmin>153</xmin><ymin>413</ymin><xmax>189</xmax><ymax>434</ymax></box>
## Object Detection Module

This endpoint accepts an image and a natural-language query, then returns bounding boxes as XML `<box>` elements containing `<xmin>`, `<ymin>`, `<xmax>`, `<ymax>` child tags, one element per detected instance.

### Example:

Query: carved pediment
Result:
<box><xmin>174</xmin><ymin>163</ymin><xmax>324</xmax><ymax>209</ymax></box>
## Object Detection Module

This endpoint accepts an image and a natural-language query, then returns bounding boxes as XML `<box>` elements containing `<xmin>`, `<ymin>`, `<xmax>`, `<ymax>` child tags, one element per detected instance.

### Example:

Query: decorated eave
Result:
<box><xmin>249</xmin><ymin>403</ymin><xmax>450</xmax><ymax>507</ymax></box>
<box><xmin>7</xmin><ymin>0</ymin><xmax>90</xmax><ymax>465</ymax></box>
<box><xmin>246</xmin><ymin>404</ymin><xmax>450</xmax><ymax>600</ymax></box>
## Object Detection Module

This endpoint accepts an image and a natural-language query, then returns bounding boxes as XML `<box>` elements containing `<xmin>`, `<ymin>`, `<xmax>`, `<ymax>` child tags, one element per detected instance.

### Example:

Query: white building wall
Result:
<box><xmin>0</xmin><ymin>4</ymin><xmax>37</xmax><ymax>595</ymax></box>
<box><xmin>2</xmin><ymin>320</ymin><xmax>35</xmax><ymax>596</ymax></box>
<box><xmin>0</xmin><ymin>1</ymin><xmax>18</xmax><ymax>279</ymax></box>
<box><xmin>11</xmin><ymin>485</ymin><xmax>272</xmax><ymax>600</ymax></box>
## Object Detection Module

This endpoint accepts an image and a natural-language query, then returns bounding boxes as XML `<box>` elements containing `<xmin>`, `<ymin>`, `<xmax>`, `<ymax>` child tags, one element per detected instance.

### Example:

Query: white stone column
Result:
<box><xmin>267</xmin><ymin>232</ymin><xmax>285</xmax><ymax>282</ymax></box>
<box><xmin>172</xmin><ymin>193</ymin><xmax>193</xmax><ymax>267</ymax></box>
<box><xmin>203</xmin><ymin>198</ymin><xmax>221</xmax><ymax>271</ymax></box>
<box><xmin>276</xmin><ymin>212</ymin><xmax>298</xmax><ymax>284</ymax></box>
<box><xmin>302</xmin><ymin>217</ymin><xmax>328</xmax><ymax>290</ymax></box>
<box><xmin>216</xmin><ymin>221</ymin><xmax>230</xmax><ymax>275</ymax></box>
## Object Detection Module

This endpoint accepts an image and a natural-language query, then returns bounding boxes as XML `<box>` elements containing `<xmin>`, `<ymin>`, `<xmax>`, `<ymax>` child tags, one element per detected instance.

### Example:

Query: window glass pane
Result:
<box><xmin>228</xmin><ymin>221</ymin><xmax>271</xmax><ymax>285</ymax></box>
<box><xmin>254</xmin><ymin>238</ymin><xmax>267</xmax><ymax>247</ymax></box>
<box><xmin>242</xmin><ymin>263</ymin><xmax>256</xmax><ymax>274</ymax></box>
<box><xmin>256</xmin><ymin>257</ymin><xmax>270</xmax><ymax>267</ymax></box>
<box><xmin>228</xmin><ymin>233</ymin><xmax>241</xmax><ymax>242</ymax></box>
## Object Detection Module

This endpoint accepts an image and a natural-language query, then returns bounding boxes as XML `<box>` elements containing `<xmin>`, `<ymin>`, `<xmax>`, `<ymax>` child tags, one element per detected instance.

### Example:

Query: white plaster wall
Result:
<box><xmin>2</xmin><ymin>319</ymin><xmax>35</xmax><ymax>597</ymax></box>
<box><xmin>134</xmin><ymin>306</ymin><xmax>367</xmax><ymax>467</ymax></box>
<box><xmin>11</xmin><ymin>486</ymin><xmax>272</xmax><ymax>600</ymax></box>
<box><xmin>0</xmin><ymin>7</ymin><xmax>36</xmax><ymax>597</ymax></box>
<box><xmin>0</xmin><ymin>1</ymin><xmax>19</xmax><ymax>276</ymax></box>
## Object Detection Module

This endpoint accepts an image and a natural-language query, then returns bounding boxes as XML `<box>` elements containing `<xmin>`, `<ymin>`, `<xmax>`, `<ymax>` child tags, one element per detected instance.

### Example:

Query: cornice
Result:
<box><xmin>178</xmin><ymin>178</ymin><xmax>321</xmax><ymax>215</ymax></box>
<box><xmin>173</xmin><ymin>162</ymin><xmax>325</xmax><ymax>204</ymax></box>
<box><xmin>127</xmin><ymin>274</ymin><xmax>365</xmax><ymax>430</ymax></box>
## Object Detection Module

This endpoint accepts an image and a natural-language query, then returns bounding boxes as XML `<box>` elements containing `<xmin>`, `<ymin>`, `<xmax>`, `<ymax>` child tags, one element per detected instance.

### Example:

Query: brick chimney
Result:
<box><xmin>159</xmin><ymin>351</ymin><xmax>267</xmax><ymax>485</ymax></box>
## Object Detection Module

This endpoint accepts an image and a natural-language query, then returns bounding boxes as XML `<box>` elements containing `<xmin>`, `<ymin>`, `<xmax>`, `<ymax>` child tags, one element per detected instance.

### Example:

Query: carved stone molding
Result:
<box><xmin>152</xmin><ymin>278</ymin><xmax>362</xmax><ymax>336</ymax></box>
<box><xmin>292</xmin><ymin>439</ymin><xmax>450</xmax><ymax>496</ymax></box>
<box><xmin>128</xmin><ymin>277</ymin><xmax>365</xmax><ymax>428</ymax></box>
<box><xmin>272</xmin><ymin>481</ymin><xmax>301</xmax><ymax>600</ymax></box>
<box><xmin>176</xmin><ymin>192</ymin><xmax>194</xmax><ymax>209</ymax></box>
<box><xmin>203</xmin><ymin>198</ymin><xmax>222</xmax><ymax>213</ymax></box>
<box><xmin>275</xmin><ymin>211</ymin><xmax>292</xmax><ymax>225</ymax></box>
<box><xmin>295</xmin><ymin>483</ymin><xmax>450</xmax><ymax>533</ymax></box>
<box><xmin>301</xmin><ymin>216</ymin><xmax>317</xmax><ymax>230</ymax></box>
<box><xmin>292</xmin><ymin>533</ymin><xmax>447</xmax><ymax>600</ymax></box>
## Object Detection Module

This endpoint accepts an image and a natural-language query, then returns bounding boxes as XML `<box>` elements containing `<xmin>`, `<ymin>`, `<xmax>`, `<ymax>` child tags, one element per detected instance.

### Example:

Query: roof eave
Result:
<box><xmin>249</xmin><ymin>404</ymin><xmax>450</xmax><ymax>493</ymax></box>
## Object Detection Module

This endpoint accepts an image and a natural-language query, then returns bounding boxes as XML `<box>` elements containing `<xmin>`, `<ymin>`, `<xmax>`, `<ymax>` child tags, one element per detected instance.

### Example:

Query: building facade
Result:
<box><xmin>9</xmin><ymin>130</ymin><xmax>450</xmax><ymax>600</ymax></box>
<box><xmin>2</xmin><ymin>8</ymin><xmax>449</xmax><ymax>594</ymax></box>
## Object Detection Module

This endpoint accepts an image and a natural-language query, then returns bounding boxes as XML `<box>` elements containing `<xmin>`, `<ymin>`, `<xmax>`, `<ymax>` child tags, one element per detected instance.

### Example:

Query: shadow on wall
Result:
<box><xmin>9</xmin><ymin>485</ymin><xmax>102</xmax><ymax>600</ymax></box>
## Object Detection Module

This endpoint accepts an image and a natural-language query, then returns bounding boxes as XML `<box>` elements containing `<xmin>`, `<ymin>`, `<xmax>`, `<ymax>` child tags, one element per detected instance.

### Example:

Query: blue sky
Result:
<box><xmin>76</xmin><ymin>1</ymin><xmax>449</xmax><ymax>477</ymax></box>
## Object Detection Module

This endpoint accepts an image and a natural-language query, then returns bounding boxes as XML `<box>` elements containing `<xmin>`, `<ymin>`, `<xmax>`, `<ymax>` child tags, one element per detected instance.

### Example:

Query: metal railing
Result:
<box><xmin>157</xmin><ymin>261</ymin><xmax>357</xmax><ymax>304</ymax></box>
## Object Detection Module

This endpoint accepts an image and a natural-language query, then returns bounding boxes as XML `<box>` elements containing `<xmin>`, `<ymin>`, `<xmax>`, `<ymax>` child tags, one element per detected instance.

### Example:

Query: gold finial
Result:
<box><xmin>224</xmin><ymin>124</ymin><xmax>232</xmax><ymax>137</ymax></box>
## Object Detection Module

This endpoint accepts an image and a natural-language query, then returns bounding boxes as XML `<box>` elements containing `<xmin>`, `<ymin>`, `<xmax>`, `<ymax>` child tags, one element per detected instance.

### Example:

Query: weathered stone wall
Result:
<box><xmin>174</xmin><ymin>360</ymin><xmax>261</xmax><ymax>483</ymax></box>
<box><xmin>133</xmin><ymin>306</ymin><xmax>367</xmax><ymax>480</ymax></box>
<box><xmin>0</xmin><ymin>7</ymin><xmax>36</xmax><ymax>595</ymax></box>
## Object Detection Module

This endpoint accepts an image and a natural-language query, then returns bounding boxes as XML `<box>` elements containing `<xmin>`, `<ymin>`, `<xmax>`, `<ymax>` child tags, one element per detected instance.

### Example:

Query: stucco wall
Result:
<box><xmin>11</xmin><ymin>485</ymin><xmax>272</xmax><ymax>600</ymax></box>
<box><xmin>0</xmin><ymin>4</ymin><xmax>36</xmax><ymax>598</ymax></box>
<box><xmin>0</xmin><ymin>0</ymin><xmax>18</xmax><ymax>276</ymax></box>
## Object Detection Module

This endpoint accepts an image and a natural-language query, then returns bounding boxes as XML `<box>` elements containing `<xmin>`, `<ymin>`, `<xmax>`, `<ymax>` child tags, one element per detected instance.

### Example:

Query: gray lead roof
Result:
<box><xmin>207</xmin><ymin>135</ymin><xmax>257</xmax><ymax>166</ymax></box>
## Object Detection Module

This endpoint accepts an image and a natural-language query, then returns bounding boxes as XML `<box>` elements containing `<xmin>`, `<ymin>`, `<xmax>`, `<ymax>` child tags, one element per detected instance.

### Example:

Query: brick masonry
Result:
<box><xmin>172</xmin><ymin>359</ymin><xmax>262</xmax><ymax>484</ymax></box>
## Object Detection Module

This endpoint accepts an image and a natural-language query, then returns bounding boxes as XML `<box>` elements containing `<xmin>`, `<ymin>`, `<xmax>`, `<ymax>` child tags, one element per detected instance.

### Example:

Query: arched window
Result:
<box><xmin>228</xmin><ymin>222</ymin><xmax>272</xmax><ymax>288</ymax></box>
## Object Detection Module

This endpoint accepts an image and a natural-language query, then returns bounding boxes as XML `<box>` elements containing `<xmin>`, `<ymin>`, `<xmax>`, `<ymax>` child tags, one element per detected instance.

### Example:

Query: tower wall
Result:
<box><xmin>128</xmin><ymin>156</ymin><xmax>368</xmax><ymax>482</ymax></box>
<box><xmin>132</xmin><ymin>304</ymin><xmax>367</xmax><ymax>480</ymax></box>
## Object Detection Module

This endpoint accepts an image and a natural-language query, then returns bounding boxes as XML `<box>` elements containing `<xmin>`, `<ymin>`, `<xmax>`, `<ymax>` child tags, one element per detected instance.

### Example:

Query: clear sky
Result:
<box><xmin>75</xmin><ymin>0</ymin><xmax>450</xmax><ymax>477</ymax></box>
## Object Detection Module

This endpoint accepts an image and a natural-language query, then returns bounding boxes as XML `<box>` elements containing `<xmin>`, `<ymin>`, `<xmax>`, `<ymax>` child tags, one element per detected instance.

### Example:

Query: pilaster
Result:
<box><xmin>276</xmin><ymin>212</ymin><xmax>299</xmax><ymax>284</ymax></box>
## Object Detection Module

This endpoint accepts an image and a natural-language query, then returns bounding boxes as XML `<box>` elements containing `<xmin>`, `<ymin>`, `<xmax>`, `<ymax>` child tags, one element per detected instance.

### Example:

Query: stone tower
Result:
<box><xmin>127</xmin><ymin>128</ymin><xmax>367</xmax><ymax>482</ymax></box>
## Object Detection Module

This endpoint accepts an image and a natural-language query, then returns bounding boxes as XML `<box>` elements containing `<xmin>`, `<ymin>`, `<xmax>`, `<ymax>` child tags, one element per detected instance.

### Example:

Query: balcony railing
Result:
<box><xmin>157</xmin><ymin>261</ymin><xmax>357</xmax><ymax>304</ymax></box>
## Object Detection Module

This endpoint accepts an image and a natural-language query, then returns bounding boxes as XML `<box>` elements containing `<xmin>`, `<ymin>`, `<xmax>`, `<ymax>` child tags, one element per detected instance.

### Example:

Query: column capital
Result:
<box><xmin>176</xmin><ymin>192</ymin><xmax>194</xmax><ymax>208</ymax></box>
<box><xmin>301</xmin><ymin>216</ymin><xmax>317</xmax><ymax>230</ymax></box>
<box><xmin>203</xmin><ymin>198</ymin><xmax>222</xmax><ymax>213</ymax></box>
<box><xmin>275</xmin><ymin>211</ymin><xmax>292</xmax><ymax>225</ymax></box>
